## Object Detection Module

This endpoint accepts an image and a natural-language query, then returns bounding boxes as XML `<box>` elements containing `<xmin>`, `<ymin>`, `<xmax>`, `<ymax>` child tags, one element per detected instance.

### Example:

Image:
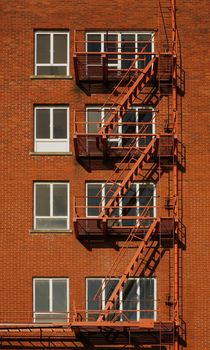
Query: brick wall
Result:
<box><xmin>0</xmin><ymin>0</ymin><xmax>209</xmax><ymax>349</ymax></box>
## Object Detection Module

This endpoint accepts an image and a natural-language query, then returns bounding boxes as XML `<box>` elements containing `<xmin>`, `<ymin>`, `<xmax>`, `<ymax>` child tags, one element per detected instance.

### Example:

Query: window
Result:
<box><xmin>34</xmin><ymin>182</ymin><xmax>69</xmax><ymax>230</ymax></box>
<box><xmin>86</xmin><ymin>277</ymin><xmax>156</xmax><ymax>321</ymax></box>
<box><xmin>86</xmin><ymin>32</ymin><xmax>154</xmax><ymax>69</ymax></box>
<box><xmin>86</xmin><ymin>106</ymin><xmax>154</xmax><ymax>147</ymax></box>
<box><xmin>86</xmin><ymin>182</ymin><xmax>155</xmax><ymax>226</ymax></box>
<box><xmin>35</xmin><ymin>31</ymin><xmax>69</xmax><ymax>75</ymax></box>
<box><xmin>34</xmin><ymin>106</ymin><xmax>69</xmax><ymax>152</ymax></box>
<box><xmin>33</xmin><ymin>278</ymin><xmax>69</xmax><ymax>323</ymax></box>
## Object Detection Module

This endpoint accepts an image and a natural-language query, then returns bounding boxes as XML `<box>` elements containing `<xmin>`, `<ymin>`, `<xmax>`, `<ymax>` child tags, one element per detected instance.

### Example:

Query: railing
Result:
<box><xmin>73</xmin><ymin>307</ymin><xmax>157</xmax><ymax>322</ymax></box>
<box><xmin>74</xmin><ymin>30</ymin><xmax>157</xmax><ymax>54</ymax></box>
<box><xmin>74</xmin><ymin>108</ymin><xmax>158</xmax><ymax>136</ymax></box>
<box><xmin>74</xmin><ymin>195</ymin><xmax>176</xmax><ymax>220</ymax></box>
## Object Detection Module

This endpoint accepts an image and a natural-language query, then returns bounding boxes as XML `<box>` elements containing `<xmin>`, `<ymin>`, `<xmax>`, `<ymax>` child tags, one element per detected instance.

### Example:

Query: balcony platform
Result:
<box><xmin>71</xmin><ymin>320</ymin><xmax>174</xmax><ymax>345</ymax></box>
<box><xmin>74</xmin><ymin>217</ymin><xmax>176</xmax><ymax>239</ymax></box>
<box><xmin>74</xmin><ymin>134</ymin><xmax>176</xmax><ymax>159</ymax></box>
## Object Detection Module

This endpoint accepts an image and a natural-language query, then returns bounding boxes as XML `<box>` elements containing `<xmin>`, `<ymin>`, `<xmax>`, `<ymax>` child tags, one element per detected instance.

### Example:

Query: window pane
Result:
<box><xmin>140</xmin><ymin>279</ymin><xmax>154</xmax><ymax>319</ymax></box>
<box><xmin>36</xmin><ymin>184</ymin><xmax>50</xmax><ymax>216</ymax></box>
<box><xmin>36</xmin><ymin>218</ymin><xmax>67</xmax><ymax>229</ymax></box>
<box><xmin>35</xmin><ymin>280</ymin><xmax>49</xmax><ymax>312</ymax></box>
<box><xmin>122</xmin><ymin>185</ymin><xmax>137</xmax><ymax>226</ymax></box>
<box><xmin>87</xmin><ymin>184</ymin><xmax>101</xmax><ymax>216</ymax></box>
<box><xmin>139</xmin><ymin>184</ymin><xmax>154</xmax><ymax>213</ymax></box>
<box><xmin>37</xmin><ymin>66</ymin><xmax>67</xmax><ymax>75</ymax></box>
<box><xmin>122</xmin><ymin>110</ymin><xmax>136</xmax><ymax>146</ymax></box>
<box><xmin>36</xmin><ymin>109</ymin><xmax>50</xmax><ymax>139</ymax></box>
<box><xmin>123</xmin><ymin>280</ymin><xmax>138</xmax><ymax>321</ymax></box>
<box><xmin>104</xmin><ymin>34</ymin><xmax>118</xmax><ymax>64</ymax></box>
<box><xmin>53</xmin><ymin>184</ymin><xmax>67</xmax><ymax>216</ymax></box>
<box><xmin>137</xmin><ymin>34</ymin><xmax>152</xmax><ymax>68</ymax></box>
<box><xmin>52</xmin><ymin>280</ymin><xmax>67</xmax><ymax>312</ymax></box>
<box><xmin>35</xmin><ymin>313</ymin><xmax>66</xmax><ymax>323</ymax></box>
<box><xmin>53</xmin><ymin>109</ymin><xmax>67</xmax><ymax>139</ymax></box>
<box><xmin>87</xmin><ymin>279</ymin><xmax>102</xmax><ymax>320</ymax></box>
<box><xmin>137</xmin><ymin>110</ymin><xmax>153</xmax><ymax>146</ymax></box>
<box><xmin>105</xmin><ymin>279</ymin><xmax>119</xmax><ymax>319</ymax></box>
<box><xmin>121</xmin><ymin>34</ymin><xmax>135</xmax><ymax>69</ymax></box>
<box><xmin>37</xmin><ymin>34</ymin><xmax>50</xmax><ymax>63</ymax></box>
<box><xmin>54</xmin><ymin>34</ymin><xmax>67</xmax><ymax>63</ymax></box>
<box><xmin>87</xmin><ymin>109</ymin><xmax>101</xmax><ymax>133</ymax></box>
<box><xmin>87</xmin><ymin>34</ymin><xmax>101</xmax><ymax>52</ymax></box>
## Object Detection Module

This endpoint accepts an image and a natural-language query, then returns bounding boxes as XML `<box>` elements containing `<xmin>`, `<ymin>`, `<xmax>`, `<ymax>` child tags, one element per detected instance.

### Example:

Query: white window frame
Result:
<box><xmin>86</xmin><ymin>182</ymin><xmax>156</xmax><ymax>221</ymax></box>
<box><xmin>86</xmin><ymin>277</ymin><xmax>156</xmax><ymax>321</ymax></box>
<box><xmin>34</xmin><ymin>182</ymin><xmax>69</xmax><ymax>230</ymax></box>
<box><xmin>34</xmin><ymin>106</ymin><xmax>69</xmax><ymax>153</ymax></box>
<box><xmin>85</xmin><ymin>105</ymin><xmax>155</xmax><ymax>146</ymax></box>
<box><xmin>35</xmin><ymin>31</ymin><xmax>69</xmax><ymax>75</ymax></box>
<box><xmin>33</xmin><ymin>277</ymin><xmax>69</xmax><ymax>323</ymax></box>
<box><xmin>86</xmin><ymin>31</ymin><xmax>154</xmax><ymax>70</ymax></box>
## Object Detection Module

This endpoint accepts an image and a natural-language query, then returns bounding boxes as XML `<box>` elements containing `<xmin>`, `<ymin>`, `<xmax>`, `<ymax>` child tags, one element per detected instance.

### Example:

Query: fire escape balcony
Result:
<box><xmin>73</xmin><ymin>30</ymin><xmax>173</xmax><ymax>94</ymax></box>
<box><xmin>73</xmin><ymin>194</ymin><xmax>177</xmax><ymax>239</ymax></box>
<box><xmin>74</xmin><ymin>110</ymin><xmax>176</xmax><ymax>160</ymax></box>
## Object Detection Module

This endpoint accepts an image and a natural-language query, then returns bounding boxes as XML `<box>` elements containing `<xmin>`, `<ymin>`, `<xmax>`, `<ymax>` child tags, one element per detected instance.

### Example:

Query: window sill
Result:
<box><xmin>30</xmin><ymin>229</ymin><xmax>73</xmax><ymax>234</ymax></box>
<box><xmin>30</xmin><ymin>152</ymin><xmax>73</xmax><ymax>156</ymax></box>
<box><xmin>30</xmin><ymin>75</ymin><xmax>73</xmax><ymax>80</ymax></box>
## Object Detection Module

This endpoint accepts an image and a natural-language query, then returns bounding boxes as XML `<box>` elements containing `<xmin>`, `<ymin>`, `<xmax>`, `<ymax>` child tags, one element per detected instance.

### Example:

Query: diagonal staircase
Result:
<box><xmin>98</xmin><ymin>56</ymin><xmax>158</xmax><ymax>136</ymax></box>
<box><xmin>97</xmin><ymin>219</ymin><xmax>158</xmax><ymax>321</ymax></box>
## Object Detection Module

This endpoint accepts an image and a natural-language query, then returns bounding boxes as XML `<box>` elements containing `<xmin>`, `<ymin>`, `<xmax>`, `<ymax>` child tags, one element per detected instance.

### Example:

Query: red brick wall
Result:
<box><xmin>0</xmin><ymin>0</ymin><xmax>209</xmax><ymax>349</ymax></box>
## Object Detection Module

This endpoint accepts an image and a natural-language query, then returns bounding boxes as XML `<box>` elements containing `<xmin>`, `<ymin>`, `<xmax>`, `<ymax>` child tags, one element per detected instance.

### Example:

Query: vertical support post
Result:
<box><xmin>102</xmin><ymin>54</ymin><xmax>108</xmax><ymax>82</ymax></box>
<box><xmin>73</xmin><ymin>54</ymin><xmax>80</xmax><ymax>86</ymax></box>
<box><xmin>171</xmin><ymin>1</ymin><xmax>179</xmax><ymax>350</ymax></box>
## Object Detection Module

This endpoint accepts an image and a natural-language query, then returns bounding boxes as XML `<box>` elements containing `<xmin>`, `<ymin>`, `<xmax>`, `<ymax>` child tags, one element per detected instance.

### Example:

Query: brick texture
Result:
<box><xmin>0</xmin><ymin>0</ymin><xmax>209</xmax><ymax>349</ymax></box>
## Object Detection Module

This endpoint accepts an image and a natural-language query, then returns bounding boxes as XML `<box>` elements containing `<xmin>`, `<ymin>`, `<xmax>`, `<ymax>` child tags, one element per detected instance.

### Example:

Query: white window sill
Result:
<box><xmin>30</xmin><ymin>152</ymin><xmax>73</xmax><ymax>156</ymax></box>
<box><xmin>30</xmin><ymin>75</ymin><xmax>73</xmax><ymax>79</ymax></box>
<box><xmin>30</xmin><ymin>229</ymin><xmax>73</xmax><ymax>234</ymax></box>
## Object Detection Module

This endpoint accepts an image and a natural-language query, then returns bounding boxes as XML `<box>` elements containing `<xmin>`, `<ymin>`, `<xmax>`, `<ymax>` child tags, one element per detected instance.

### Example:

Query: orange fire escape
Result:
<box><xmin>72</xmin><ymin>1</ymin><xmax>184</xmax><ymax>349</ymax></box>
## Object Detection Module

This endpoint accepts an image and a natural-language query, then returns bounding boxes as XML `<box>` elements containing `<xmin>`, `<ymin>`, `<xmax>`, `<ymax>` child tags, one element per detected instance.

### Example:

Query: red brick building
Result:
<box><xmin>0</xmin><ymin>0</ymin><xmax>209</xmax><ymax>349</ymax></box>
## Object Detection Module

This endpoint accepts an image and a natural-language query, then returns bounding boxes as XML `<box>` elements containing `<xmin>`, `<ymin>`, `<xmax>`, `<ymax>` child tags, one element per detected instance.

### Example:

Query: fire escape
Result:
<box><xmin>72</xmin><ymin>1</ymin><xmax>184</xmax><ymax>349</ymax></box>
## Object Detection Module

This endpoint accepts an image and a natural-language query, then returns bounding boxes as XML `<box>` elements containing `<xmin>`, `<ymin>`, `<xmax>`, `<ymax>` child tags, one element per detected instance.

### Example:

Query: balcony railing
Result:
<box><xmin>73</xmin><ymin>195</ymin><xmax>176</xmax><ymax>237</ymax></box>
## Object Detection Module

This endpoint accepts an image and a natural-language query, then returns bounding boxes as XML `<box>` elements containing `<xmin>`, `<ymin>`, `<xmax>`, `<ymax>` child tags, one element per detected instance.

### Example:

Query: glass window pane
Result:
<box><xmin>122</xmin><ymin>185</ymin><xmax>137</xmax><ymax>226</ymax></box>
<box><xmin>52</xmin><ymin>280</ymin><xmax>67</xmax><ymax>312</ymax></box>
<box><xmin>53</xmin><ymin>109</ymin><xmax>67</xmax><ymax>139</ymax></box>
<box><xmin>53</xmin><ymin>184</ymin><xmax>67</xmax><ymax>216</ymax></box>
<box><xmin>122</xmin><ymin>110</ymin><xmax>136</xmax><ymax>146</ymax></box>
<box><xmin>137</xmin><ymin>34</ymin><xmax>152</xmax><ymax>68</ymax></box>
<box><xmin>36</xmin><ymin>109</ymin><xmax>50</xmax><ymax>139</ymax></box>
<box><xmin>140</xmin><ymin>279</ymin><xmax>154</xmax><ymax>319</ymax></box>
<box><xmin>87</xmin><ymin>34</ymin><xmax>101</xmax><ymax>52</ymax></box>
<box><xmin>37</xmin><ymin>66</ymin><xmax>67</xmax><ymax>75</ymax></box>
<box><xmin>35</xmin><ymin>313</ymin><xmax>66</xmax><ymax>323</ymax></box>
<box><xmin>54</xmin><ymin>34</ymin><xmax>67</xmax><ymax>63</ymax></box>
<box><xmin>87</xmin><ymin>184</ymin><xmax>101</xmax><ymax>216</ymax></box>
<box><xmin>87</xmin><ymin>109</ymin><xmax>101</xmax><ymax>133</ymax></box>
<box><xmin>123</xmin><ymin>280</ymin><xmax>138</xmax><ymax>321</ymax></box>
<box><xmin>121</xmin><ymin>34</ymin><xmax>135</xmax><ymax>69</ymax></box>
<box><xmin>87</xmin><ymin>279</ymin><xmax>102</xmax><ymax>320</ymax></box>
<box><xmin>36</xmin><ymin>218</ymin><xmax>67</xmax><ymax>230</ymax></box>
<box><xmin>138</xmin><ymin>110</ymin><xmax>153</xmax><ymax>146</ymax></box>
<box><xmin>37</xmin><ymin>34</ymin><xmax>50</xmax><ymax>63</ymax></box>
<box><xmin>105</xmin><ymin>279</ymin><xmax>119</xmax><ymax>320</ymax></box>
<box><xmin>104</xmin><ymin>34</ymin><xmax>118</xmax><ymax>64</ymax></box>
<box><xmin>36</xmin><ymin>184</ymin><xmax>50</xmax><ymax>216</ymax></box>
<box><xmin>35</xmin><ymin>280</ymin><xmax>49</xmax><ymax>312</ymax></box>
<box><xmin>105</xmin><ymin>184</ymin><xmax>119</xmax><ymax>218</ymax></box>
